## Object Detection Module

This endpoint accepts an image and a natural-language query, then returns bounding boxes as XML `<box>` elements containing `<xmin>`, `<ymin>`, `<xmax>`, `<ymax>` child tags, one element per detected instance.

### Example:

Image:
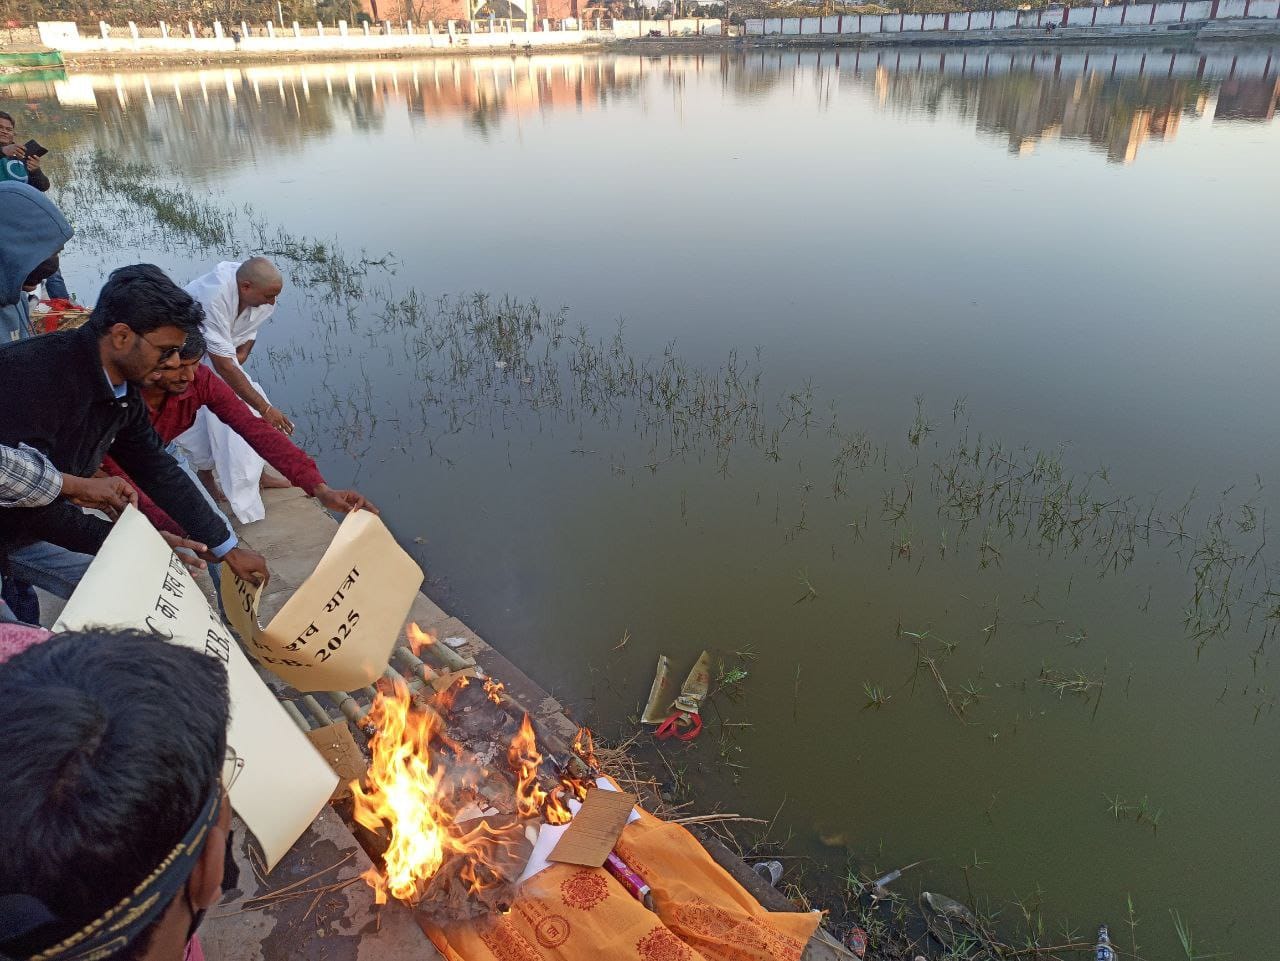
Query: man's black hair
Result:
<box><xmin>0</xmin><ymin>111</ymin><xmax>12</xmax><ymax>125</ymax></box>
<box><xmin>88</xmin><ymin>264</ymin><xmax>205</xmax><ymax>337</ymax></box>
<box><xmin>178</xmin><ymin>328</ymin><xmax>207</xmax><ymax>362</ymax></box>
<box><xmin>0</xmin><ymin>630</ymin><xmax>230</xmax><ymax>960</ymax></box>
<box><xmin>23</xmin><ymin>254</ymin><xmax>60</xmax><ymax>290</ymax></box>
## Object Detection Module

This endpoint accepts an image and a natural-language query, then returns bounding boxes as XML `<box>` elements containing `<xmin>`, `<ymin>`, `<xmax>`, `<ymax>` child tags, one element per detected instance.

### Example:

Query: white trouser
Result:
<box><xmin>174</xmin><ymin>378</ymin><xmax>269</xmax><ymax>525</ymax></box>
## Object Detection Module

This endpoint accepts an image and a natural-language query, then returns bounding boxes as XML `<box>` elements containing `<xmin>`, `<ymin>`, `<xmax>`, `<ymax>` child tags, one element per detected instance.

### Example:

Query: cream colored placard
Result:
<box><xmin>53</xmin><ymin>505</ymin><xmax>338</xmax><ymax>870</ymax></box>
<box><xmin>221</xmin><ymin>509</ymin><xmax>423</xmax><ymax>693</ymax></box>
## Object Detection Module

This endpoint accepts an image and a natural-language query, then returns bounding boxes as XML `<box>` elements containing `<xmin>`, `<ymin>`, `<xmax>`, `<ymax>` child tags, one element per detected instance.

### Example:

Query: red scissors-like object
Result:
<box><xmin>654</xmin><ymin>711</ymin><xmax>703</xmax><ymax>741</ymax></box>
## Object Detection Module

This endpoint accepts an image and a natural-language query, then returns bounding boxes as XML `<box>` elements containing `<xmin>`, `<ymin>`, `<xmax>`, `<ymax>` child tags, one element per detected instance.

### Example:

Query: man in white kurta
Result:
<box><xmin>176</xmin><ymin>258</ymin><xmax>293</xmax><ymax>524</ymax></box>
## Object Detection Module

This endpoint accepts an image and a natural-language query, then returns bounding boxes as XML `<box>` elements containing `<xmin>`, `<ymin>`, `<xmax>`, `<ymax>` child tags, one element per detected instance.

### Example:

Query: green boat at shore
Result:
<box><xmin>0</xmin><ymin>50</ymin><xmax>64</xmax><ymax>69</ymax></box>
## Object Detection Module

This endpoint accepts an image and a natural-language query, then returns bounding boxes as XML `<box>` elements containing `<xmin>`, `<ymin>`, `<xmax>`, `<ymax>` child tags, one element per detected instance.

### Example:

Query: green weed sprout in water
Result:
<box><xmin>1105</xmin><ymin>794</ymin><xmax>1165</xmax><ymax>835</ymax></box>
<box><xmin>861</xmin><ymin>681</ymin><xmax>891</xmax><ymax>709</ymax></box>
<box><xmin>1170</xmin><ymin>908</ymin><xmax>1222</xmax><ymax>961</ymax></box>
<box><xmin>713</xmin><ymin>661</ymin><xmax>751</xmax><ymax>702</ymax></box>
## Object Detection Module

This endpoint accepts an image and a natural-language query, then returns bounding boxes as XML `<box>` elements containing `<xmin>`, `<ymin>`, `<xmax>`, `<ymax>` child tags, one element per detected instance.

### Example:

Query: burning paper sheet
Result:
<box><xmin>222</xmin><ymin>510</ymin><xmax>423</xmax><ymax>693</ymax></box>
<box><xmin>516</xmin><ymin>779</ymin><xmax>641</xmax><ymax>884</ymax></box>
<box><xmin>54</xmin><ymin>505</ymin><xmax>338</xmax><ymax>869</ymax></box>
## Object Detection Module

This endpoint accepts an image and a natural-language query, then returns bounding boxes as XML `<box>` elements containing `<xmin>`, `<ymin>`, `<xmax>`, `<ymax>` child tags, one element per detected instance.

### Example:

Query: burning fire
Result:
<box><xmin>508</xmin><ymin>714</ymin><xmax>572</xmax><ymax>825</ymax></box>
<box><xmin>560</xmin><ymin>726</ymin><xmax>600</xmax><ymax>802</ymax></box>
<box><xmin>483</xmin><ymin>677</ymin><xmax>506</xmax><ymax>705</ymax></box>
<box><xmin>406</xmin><ymin>622</ymin><xmax>436</xmax><ymax>656</ymax></box>
<box><xmin>353</xmin><ymin>674</ymin><xmax>599</xmax><ymax>906</ymax></box>
<box><xmin>572</xmin><ymin>726</ymin><xmax>599</xmax><ymax>770</ymax></box>
<box><xmin>350</xmin><ymin>683</ymin><xmax>456</xmax><ymax>904</ymax></box>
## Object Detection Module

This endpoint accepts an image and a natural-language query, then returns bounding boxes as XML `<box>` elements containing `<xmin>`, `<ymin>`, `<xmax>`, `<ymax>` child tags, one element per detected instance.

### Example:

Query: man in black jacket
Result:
<box><xmin>0</xmin><ymin>264</ymin><xmax>269</xmax><ymax>599</ymax></box>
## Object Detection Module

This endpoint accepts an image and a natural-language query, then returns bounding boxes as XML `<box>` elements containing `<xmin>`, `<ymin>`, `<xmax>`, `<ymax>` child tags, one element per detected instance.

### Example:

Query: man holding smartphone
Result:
<box><xmin>0</xmin><ymin>112</ymin><xmax>70</xmax><ymax>301</ymax></box>
<box><xmin>0</xmin><ymin>112</ymin><xmax>49</xmax><ymax>192</ymax></box>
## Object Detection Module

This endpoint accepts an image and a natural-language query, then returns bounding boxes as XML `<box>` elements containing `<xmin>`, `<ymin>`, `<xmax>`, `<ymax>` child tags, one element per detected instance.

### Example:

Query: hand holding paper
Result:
<box><xmin>53</xmin><ymin>506</ymin><xmax>337</xmax><ymax>869</ymax></box>
<box><xmin>222</xmin><ymin>510</ymin><xmax>424</xmax><ymax>692</ymax></box>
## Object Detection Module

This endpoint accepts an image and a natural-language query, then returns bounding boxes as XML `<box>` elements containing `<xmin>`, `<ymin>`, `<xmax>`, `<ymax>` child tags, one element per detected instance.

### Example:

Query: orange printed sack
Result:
<box><xmin>426</xmin><ymin>808</ymin><xmax>819</xmax><ymax>961</ymax></box>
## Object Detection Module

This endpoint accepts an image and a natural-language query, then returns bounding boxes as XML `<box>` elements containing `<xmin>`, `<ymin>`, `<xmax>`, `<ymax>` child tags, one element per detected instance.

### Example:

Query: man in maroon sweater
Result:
<box><xmin>103</xmin><ymin>330</ymin><xmax>376</xmax><ymax>536</ymax></box>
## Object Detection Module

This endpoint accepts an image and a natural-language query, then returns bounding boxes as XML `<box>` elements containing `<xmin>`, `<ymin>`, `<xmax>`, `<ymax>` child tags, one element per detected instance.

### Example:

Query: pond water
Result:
<box><xmin>7</xmin><ymin>43</ymin><xmax>1279</xmax><ymax>958</ymax></box>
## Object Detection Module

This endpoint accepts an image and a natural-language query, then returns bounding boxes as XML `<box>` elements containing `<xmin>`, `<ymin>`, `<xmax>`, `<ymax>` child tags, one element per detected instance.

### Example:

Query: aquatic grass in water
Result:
<box><xmin>67</xmin><ymin>149</ymin><xmax>1280</xmax><ymax>664</ymax></box>
<box><xmin>70</xmin><ymin>150</ymin><xmax>392</xmax><ymax>303</ymax></box>
<box><xmin>66</xmin><ymin>145</ymin><xmax>1271</xmax><ymax>959</ymax></box>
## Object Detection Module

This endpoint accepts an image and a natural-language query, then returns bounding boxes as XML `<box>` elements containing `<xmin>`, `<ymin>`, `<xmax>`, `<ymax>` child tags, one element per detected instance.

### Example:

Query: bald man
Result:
<box><xmin>177</xmin><ymin>258</ymin><xmax>294</xmax><ymax>525</ymax></box>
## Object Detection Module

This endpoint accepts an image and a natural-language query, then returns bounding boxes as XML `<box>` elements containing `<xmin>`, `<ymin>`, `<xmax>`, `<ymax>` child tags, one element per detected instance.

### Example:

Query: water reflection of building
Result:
<box><xmin>1214</xmin><ymin>75</ymin><xmax>1280</xmax><ymax>122</ymax></box>
<box><xmin>862</xmin><ymin>60</ymin><xmax>1210</xmax><ymax>164</ymax></box>
<box><xmin>739</xmin><ymin>45</ymin><xmax>1278</xmax><ymax>164</ymax></box>
<box><xmin>0</xmin><ymin>56</ymin><xmax>646</xmax><ymax>172</ymax></box>
<box><xmin>401</xmin><ymin>56</ymin><xmax>642</xmax><ymax>132</ymax></box>
<box><xmin>970</xmin><ymin>74</ymin><xmax>1206</xmax><ymax>164</ymax></box>
<box><xmin>0</xmin><ymin>47</ymin><xmax>1274</xmax><ymax>173</ymax></box>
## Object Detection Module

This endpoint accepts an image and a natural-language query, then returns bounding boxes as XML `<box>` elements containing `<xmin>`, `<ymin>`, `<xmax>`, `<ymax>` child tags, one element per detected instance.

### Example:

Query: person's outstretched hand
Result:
<box><xmin>263</xmin><ymin>405</ymin><xmax>295</xmax><ymax>435</ymax></box>
<box><xmin>62</xmin><ymin>474</ymin><xmax>138</xmax><ymax>517</ymax></box>
<box><xmin>313</xmin><ymin>484</ymin><xmax>379</xmax><ymax>515</ymax></box>
<box><xmin>159</xmin><ymin>532</ymin><xmax>208</xmax><ymax>576</ymax></box>
<box><xmin>217</xmin><ymin>546</ymin><xmax>270</xmax><ymax>587</ymax></box>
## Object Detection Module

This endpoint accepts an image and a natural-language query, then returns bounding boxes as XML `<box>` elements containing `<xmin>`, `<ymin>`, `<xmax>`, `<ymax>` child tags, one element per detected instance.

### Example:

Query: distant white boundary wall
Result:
<box><xmin>793</xmin><ymin>43</ymin><xmax>1276</xmax><ymax>78</ymax></box>
<box><xmin>38</xmin><ymin>19</ymin><xmax>618</xmax><ymax>53</ymax></box>
<box><xmin>611</xmin><ymin>18</ymin><xmax>722</xmax><ymax>36</ymax></box>
<box><xmin>746</xmin><ymin>0</ymin><xmax>1280</xmax><ymax>36</ymax></box>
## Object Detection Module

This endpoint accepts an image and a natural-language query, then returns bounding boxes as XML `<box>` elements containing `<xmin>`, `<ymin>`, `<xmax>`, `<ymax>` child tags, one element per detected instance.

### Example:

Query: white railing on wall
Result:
<box><xmin>37</xmin><ymin>17</ymin><xmax>626</xmax><ymax>53</ymax></box>
<box><xmin>744</xmin><ymin>0</ymin><xmax>1280</xmax><ymax>36</ymax></box>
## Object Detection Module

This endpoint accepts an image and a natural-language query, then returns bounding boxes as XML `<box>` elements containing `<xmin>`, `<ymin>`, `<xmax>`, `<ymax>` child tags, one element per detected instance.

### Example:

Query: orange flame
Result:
<box><xmin>351</xmin><ymin>684</ymin><xmax>517</xmax><ymax>905</ymax></box>
<box><xmin>354</xmin><ymin>680</ymin><xmax>610</xmax><ymax>906</ymax></box>
<box><xmin>483</xmin><ymin>677</ymin><xmax>506</xmax><ymax>705</ymax></box>
<box><xmin>351</xmin><ymin>684</ymin><xmax>451</xmax><ymax>904</ymax></box>
<box><xmin>507</xmin><ymin>713</ymin><xmax>572</xmax><ymax>825</ymax></box>
<box><xmin>572</xmin><ymin>726</ymin><xmax>599</xmax><ymax>771</ymax></box>
<box><xmin>406</xmin><ymin>622</ymin><xmax>436</xmax><ymax>657</ymax></box>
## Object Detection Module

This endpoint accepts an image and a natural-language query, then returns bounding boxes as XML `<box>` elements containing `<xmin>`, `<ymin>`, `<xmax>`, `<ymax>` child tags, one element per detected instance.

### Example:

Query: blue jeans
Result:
<box><xmin>5</xmin><ymin>540</ymin><xmax>94</xmax><ymax>601</ymax></box>
<box><xmin>44</xmin><ymin>268</ymin><xmax>69</xmax><ymax>301</ymax></box>
<box><xmin>168</xmin><ymin>441</ymin><xmax>230</xmax><ymax>612</ymax></box>
<box><xmin>0</xmin><ymin>576</ymin><xmax>40</xmax><ymax>623</ymax></box>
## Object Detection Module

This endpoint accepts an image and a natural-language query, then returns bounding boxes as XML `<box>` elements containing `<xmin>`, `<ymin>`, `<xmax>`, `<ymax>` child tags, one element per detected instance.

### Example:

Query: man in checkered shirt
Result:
<box><xmin>0</xmin><ymin>444</ymin><xmax>136</xmax><ymax>621</ymax></box>
<box><xmin>0</xmin><ymin>444</ymin><xmax>60</xmax><ymax>510</ymax></box>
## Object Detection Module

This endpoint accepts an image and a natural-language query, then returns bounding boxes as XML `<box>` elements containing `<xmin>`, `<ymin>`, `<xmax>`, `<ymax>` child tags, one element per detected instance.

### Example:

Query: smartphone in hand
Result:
<box><xmin>23</xmin><ymin>140</ymin><xmax>48</xmax><ymax>158</ymax></box>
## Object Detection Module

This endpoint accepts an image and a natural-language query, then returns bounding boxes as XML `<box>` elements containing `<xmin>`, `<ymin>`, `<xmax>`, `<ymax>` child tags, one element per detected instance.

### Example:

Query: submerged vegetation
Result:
<box><xmin>63</xmin><ymin>149</ymin><xmax>1280</xmax><ymax>669</ymax></box>
<box><xmin>62</xmin><ymin>150</ymin><xmax>1257</xmax><ymax>960</ymax></box>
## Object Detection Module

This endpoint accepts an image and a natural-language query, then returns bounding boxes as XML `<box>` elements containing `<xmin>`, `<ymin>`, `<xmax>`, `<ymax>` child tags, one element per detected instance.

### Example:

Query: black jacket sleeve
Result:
<box><xmin>0</xmin><ymin>499</ymin><xmax>113</xmax><ymax>555</ymax></box>
<box><xmin>106</xmin><ymin>399</ymin><xmax>233</xmax><ymax>550</ymax></box>
<box><xmin>26</xmin><ymin>167</ymin><xmax>50</xmax><ymax>192</ymax></box>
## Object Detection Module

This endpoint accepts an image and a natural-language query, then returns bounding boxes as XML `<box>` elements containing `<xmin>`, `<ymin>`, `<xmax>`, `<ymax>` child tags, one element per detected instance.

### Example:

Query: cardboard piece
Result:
<box><xmin>54</xmin><ymin>506</ymin><xmax>338</xmax><ymax>869</ymax></box>
<box><xmin>641</xmin><ymin>651</ymin><xmax>712</xmax><ymax>724</ymax></box>
<box><xmin>516</xmin><ymin>778</ymin><xmax>640</xmax><ymax>884</ymax></box>
<box><xmin>547</xmin><ymin>789</ymin><xmax>638</xmax><ymax>867</ymax></box>
<box><xmin>304</xmin><ymin>721</ymin><xmax>367</xmax><ymax>798</ymax></box>
<box><xmin>640</xmin><ymin>654</ymin><xmax>676</xmax><ymax>725</ymax></box>
<box><xmin>222</xmin><ymin>510</ymin><xmax>424</xmax><ymax>693</ymax></box>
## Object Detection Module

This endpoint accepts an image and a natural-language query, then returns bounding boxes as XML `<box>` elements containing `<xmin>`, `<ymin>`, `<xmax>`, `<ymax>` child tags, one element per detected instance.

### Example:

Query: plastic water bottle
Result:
<box><xmin>1096</xmin><ymin>924</ymin><xmax>1116</xmax><ymax>961</ymax></box>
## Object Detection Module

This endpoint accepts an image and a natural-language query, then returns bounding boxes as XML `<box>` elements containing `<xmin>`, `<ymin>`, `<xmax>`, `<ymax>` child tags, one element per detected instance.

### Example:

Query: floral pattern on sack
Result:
<box><xmin>560</xmin><ymin>870</ymin><xmax>610</xmax><ymax>911</ymax></box>
<box><xmin>476</xmin><ymin>915</ymin><xmax>543</xmax><ymax>961</ymax></box>
<box><xmin>673</xmin><ymin>901</ymin><xmax>807</xmax><ymax>961</ymax></box>
<box><xmin>636</xmin><ymin>926</ymin><xmax>695</xmax><ymax>961</ymax></box>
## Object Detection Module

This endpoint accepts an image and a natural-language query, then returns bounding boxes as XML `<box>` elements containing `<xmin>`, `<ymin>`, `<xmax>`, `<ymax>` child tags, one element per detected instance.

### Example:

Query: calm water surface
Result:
<box><xmin>8</xmin><ymin>45</ymin><xmax>1279</xmax><ymax>958</ymax></box>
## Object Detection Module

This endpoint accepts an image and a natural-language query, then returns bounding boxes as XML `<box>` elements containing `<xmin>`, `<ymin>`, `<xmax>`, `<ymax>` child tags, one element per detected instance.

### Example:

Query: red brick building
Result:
<box><xmin>361</xmin><ymin>0</ymin><xmax>580</xmax><ymax>23</ymax></box>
